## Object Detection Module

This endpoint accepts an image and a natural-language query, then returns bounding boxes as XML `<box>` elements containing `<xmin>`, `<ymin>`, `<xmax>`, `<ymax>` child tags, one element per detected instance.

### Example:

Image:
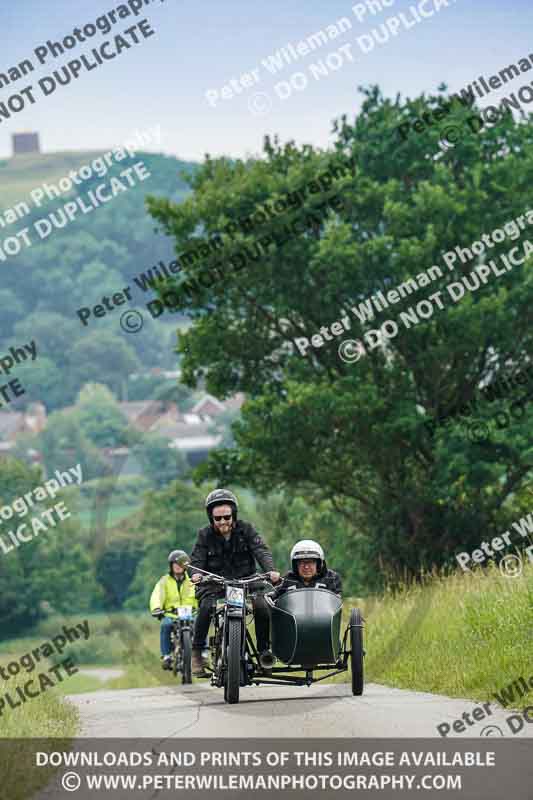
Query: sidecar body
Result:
<box><xmin>270</xmin><ymin>587</ymin><xmax>343</xmax><ymax>666</ymax></box>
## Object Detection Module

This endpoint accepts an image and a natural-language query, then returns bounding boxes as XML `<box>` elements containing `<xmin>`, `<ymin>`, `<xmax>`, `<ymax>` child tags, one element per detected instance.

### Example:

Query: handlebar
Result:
<box><xmin>198</xmin><ymin>572</ymin><xmax>273</xmax><ymax>586</ymax></box>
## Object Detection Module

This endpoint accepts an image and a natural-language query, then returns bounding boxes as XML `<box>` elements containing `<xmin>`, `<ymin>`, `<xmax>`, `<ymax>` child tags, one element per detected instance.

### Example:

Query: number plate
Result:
<box><xmin>177</xmin><ymin>606</ymin><xmax>193</xmax><ymax>620</ymax></box>
<box><xmin>225</xmin><ymin>586</ymin><xmax>244</xmax><ymax>607</ymax></box>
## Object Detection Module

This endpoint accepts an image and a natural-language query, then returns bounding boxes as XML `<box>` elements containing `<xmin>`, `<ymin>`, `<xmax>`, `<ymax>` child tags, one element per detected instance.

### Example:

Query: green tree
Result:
<box><xmin>38</xmin><ymin>410</ymin><xmax>108</xmax><ymax>480</ymax></box>
<box><xmin>124</xmin><ymin>480</ymin><xmax>205</xmax><ymax>608</ymax></box>
<box><xmin>0</xmin><ymin>456</ymin><xmax>43</xmax><ymax>501</ymax></box>
<box><xmin>0</xmin><ymin>289</ymin><xmax>26</xmax><ymax>331</ymax></box>
<box><xmin>27</xmin><ymin>522</ymin><xmax>103</xmax><ymax>614</ymax></box>
<box><xmin>67</xmin><ymin>332</ymin><xmax>141</xmax><ymax>400</ymax></box>
<box><xmin>13</xmin><ymin>311</ymin><xmax>82</xmax><ymax>359</ymax></box>
<box><xmin>0</xmin><ymin>550</ymin><xmax>33</xmax><ymax>634</ymax></box>
<box><xmin>148</xmin><ymin>86</ymin><xmax>533</xmax><ymax>583</ymax></box>
<box><xmin>0</xmin><ymin>457</ymin><xmax>102</xmax><ymax>633</ymax></box>
<box><xmin>131</xmin><ymin>434</ymin><xmax>188</xmax><ymax>489</ymax></box>
<box><xmin>76</xmin><ymin>383</ymin><xmax>131</xmax><ymax>448</ymax></box>
<box><xmin>95</xmin><ymin>531</ymin><xmax>144</xmax><ymax>609</ymax></box>
<box><xmin>0</xmin><ymin>459</ymin><xmax>44</xmax><ymax>632</ymax></box>
<box><xmin>10</xmin><ymin>356</ymin><xmax>68</xmax><ymax>412</ymax></box>
<box><xmin>255</xmin><ymin>492</ymin><xmax>370</xmax><ymax>594</ymax></box>
<box><xmin>126</xmin><ymin>373</ymin><xmax>195</xmax><ymax>407</ymax></box>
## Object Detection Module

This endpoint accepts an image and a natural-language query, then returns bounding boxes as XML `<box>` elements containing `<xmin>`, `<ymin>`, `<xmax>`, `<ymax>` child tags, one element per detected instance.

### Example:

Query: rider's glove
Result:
<box><xmin>151</xmin><ymin>608</ymin><xmax>164</xmax><ymax>620</ymax></box>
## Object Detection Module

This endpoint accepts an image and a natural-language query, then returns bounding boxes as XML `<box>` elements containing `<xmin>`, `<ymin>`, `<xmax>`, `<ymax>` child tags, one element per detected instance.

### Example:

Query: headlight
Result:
<box><xmin>178</xmin><ymin>606</ymin><xmax>193</xmax><ymax>619</ymax></box>
<box><xmin>226</xmin><ymin>586</ymin><xmax>244</xmax><ymax>606</ymax></box>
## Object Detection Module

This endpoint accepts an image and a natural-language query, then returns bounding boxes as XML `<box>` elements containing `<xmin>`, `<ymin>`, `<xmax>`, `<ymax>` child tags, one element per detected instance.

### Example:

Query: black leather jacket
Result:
<box><xmin>270</xmin><ymin>566</ymin><xmax>342</xmax><ymax>600</ymax></box>
<box><xmin>189</xmin><ymin>520</ymin><xmax>274</xmax><ymax>596</ymax></box>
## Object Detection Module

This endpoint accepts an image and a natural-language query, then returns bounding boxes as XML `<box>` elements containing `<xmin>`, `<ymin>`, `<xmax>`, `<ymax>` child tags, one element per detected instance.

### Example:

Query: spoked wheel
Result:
<box><xmin>350</xmin><ymin>608</ymin><xmax>364</xmax><ymax>696</ymax></box>
<box><xmin>172</xmin><ymin>632</ymin><xmax>179</xmax><ymax>677</ymax></box>
<box><xmin>224</xmin><ymin>618</ymin><xmax>241</xmax><ymax>704</ymax></box>
<box><xmin>181</xmin><ymin>629</ymin><xmax>192</xmax><ymax>684</ymax></box>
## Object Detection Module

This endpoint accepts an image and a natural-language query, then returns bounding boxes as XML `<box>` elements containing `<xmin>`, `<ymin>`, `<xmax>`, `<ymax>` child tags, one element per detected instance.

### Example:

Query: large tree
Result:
<box><xmin>147</xmin><ymin>87</ymin><xmax>533</xmax><ymax>581</ymax></box>
<box><xmin>0</xmin><ymin>457</ymin><xmax>102</xmax><ymax>633</ymax></box>
<box><xmin>66</xmin><ymin>332</ymin><xmax>141</xmax><ymax>400</ymax></box>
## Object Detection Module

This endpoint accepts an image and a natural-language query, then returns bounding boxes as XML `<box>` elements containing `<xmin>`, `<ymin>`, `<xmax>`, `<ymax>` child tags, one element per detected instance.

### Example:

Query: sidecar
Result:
<box><xmin>271</xmin><ymin>587</ymin><xmax>342</xmax><ymax>666</ymax></box>
<box><xmin>256</xmin><ymin>587</ymin><xmax>364</xmax><ymax>695</ymax></box>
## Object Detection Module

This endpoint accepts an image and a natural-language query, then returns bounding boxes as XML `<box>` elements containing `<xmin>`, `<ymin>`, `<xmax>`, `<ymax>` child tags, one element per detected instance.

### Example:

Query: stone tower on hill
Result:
<box><xmin>12</xmin><ymin>132</ymin><xmax>40</xmax><ymax>156</ymax></box>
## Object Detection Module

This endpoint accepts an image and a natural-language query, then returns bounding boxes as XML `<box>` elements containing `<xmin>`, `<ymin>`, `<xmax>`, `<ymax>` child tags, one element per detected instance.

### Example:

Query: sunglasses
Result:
<box><xmin>213</xmin><ymin>514</ymin><xmax>232</xmax><ymax>522</ymax></box>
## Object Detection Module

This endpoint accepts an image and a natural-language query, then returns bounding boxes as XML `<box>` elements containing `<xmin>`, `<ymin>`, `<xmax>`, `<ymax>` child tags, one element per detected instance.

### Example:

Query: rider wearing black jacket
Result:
<box><xmin>269</xmin><ymin>539</ymin><xmax>342</xmax><ymax>600</ymax></box>
<box><xmin>189</xmin><ymin>489</ymin><xmax>280</xmax><ymax>676</ymax></box>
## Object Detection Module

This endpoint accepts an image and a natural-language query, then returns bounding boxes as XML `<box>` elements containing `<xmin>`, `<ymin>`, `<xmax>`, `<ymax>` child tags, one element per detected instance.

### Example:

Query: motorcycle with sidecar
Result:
<box><xmin>190</xmin><ymin>565</ymin><xmax>365</xmax><ymax>704</ymax></box>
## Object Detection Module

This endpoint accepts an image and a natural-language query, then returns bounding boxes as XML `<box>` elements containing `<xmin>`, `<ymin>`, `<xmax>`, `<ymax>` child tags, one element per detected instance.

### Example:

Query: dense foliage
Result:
<box><xmin>0</xmin><ymin>152</ymin><xmax>194</xmax><ymax>411</ymax></box>
<box><xmin>0</xmin><ymin>457</ymin><xmax>102</xmax><ymax>634</ymax></box>
<box><xmin>147</xmin><ymin>86</ymin><xmax>533</xmax><ymax>582</ymax></box>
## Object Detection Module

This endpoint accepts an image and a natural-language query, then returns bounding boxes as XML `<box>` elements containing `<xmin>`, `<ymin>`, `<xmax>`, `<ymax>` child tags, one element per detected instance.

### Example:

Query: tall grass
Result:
<box><xmin>341</xmin><ymin>560</ymin><xmax>533</xmax><ymax>707</ymax></box>
<box><xmin>0</xmin><ymin>611</ymin><xmax>177</xmax><ymax>706</ymax></box>
<box><xmin>0</xmin><ymin>667</ymin><xmax>77</xmax><ymax>800</ymax></box>
<box><xmin>0</xmin><ymin>671</ymin><xmax>78</xmax><ymax>738</ymax></box>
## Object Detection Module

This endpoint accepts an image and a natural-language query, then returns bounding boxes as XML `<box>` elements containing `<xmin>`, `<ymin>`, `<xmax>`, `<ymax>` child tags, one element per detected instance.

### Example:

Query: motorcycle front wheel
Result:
<box><xmin>224</xmin><ymin>617</ymin><xmax>241</xmax><ymax>704</ymax></box>
<box><xmin>181</xmin><ymin>628</ymin><xmax>192</xmax><ymax>684</ymax></box>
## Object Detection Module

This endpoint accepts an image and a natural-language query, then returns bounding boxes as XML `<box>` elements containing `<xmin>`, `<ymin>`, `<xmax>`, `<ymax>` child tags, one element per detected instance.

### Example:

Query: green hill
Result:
<box><xmin>0</xmin><ymin>148</ymin><xmax>198</xmax><ymax>412</ymax></box>
<box><xmin>0</xmin><ymin>149</ymin><xmax>195</xmax><ymax>211</ymax></box>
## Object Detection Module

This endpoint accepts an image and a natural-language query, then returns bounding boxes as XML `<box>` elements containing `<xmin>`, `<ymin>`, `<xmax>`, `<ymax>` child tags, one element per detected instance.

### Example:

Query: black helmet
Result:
<box><xmin>168</xmin><ymin>549</ymin><xmax>189</xmax><ymax>572</ymax></box>
<box><xmin>205</xmin><ymin>488</ymin><xmax>238</xmax><ymax>522</ymax></box>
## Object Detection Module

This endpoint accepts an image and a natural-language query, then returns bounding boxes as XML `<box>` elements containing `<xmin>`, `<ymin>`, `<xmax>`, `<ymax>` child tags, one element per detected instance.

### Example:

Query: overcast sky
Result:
<box><xmin>0</xmin><ymin>0</ymin><xmax>530</xmax><ymax>162</ymax></box>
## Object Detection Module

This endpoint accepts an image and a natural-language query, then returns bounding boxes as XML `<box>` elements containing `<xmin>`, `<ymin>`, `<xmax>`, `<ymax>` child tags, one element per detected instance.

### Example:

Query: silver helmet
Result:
<box><xmin>290</xmin><ymin>539</ymin><xmax>325</xmax><ymax>573</ymax></box>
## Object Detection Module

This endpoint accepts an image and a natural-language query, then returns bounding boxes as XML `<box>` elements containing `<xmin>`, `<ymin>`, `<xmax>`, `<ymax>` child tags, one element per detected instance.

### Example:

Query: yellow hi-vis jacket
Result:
<box><xmin>149</xmin><ymin>573</ymin><xmax>198</xmax><ymax>618</ymax></box>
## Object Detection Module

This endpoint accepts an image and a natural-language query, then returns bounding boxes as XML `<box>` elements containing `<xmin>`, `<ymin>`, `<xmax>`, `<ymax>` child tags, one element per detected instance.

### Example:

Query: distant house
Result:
<box><xmin>116</xmin><ymin>395</ymin><xmax>244</xmax><ymax>466</ymax></box>
<box><xmin>116</xmin><ymin>401</ymin><xmax>178</xmax><ymax>432</ymax></box>
<box><xmin>152</xmin><ymin>418</ymin><xmax>222</xmax><ymax>467</ymax></box>
<box><xmin>191</xmin><ymin>392</ymin><xmax>245</xmax><ymax>418</ymax></box>
<box><xmin>191</xmin><ymin>395</ymin><xmax>224</xmax><ymax>417</ymax></box>
<box><xmin>0</xmin><ymin>393</ymin><xmax>243</xmax><ymax>470</ymax></box>
<box><xmin>0</xmin><ymin>411</ymin><xmax>25</xmax><ymax>442</ymax></box>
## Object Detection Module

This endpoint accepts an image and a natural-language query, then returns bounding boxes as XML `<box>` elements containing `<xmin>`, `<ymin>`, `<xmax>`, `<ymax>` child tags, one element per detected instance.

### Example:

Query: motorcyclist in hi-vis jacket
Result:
<box><xmin>150</xmin><ymin>549</ymin><xmax>198</xmax><ymax>670</ymax></box>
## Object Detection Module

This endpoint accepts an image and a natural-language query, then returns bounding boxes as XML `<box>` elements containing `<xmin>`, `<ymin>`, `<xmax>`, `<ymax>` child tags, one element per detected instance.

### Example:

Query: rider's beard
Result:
<box><xmin>216</xmin><ymin>522</ymin><xmax>232</xmax><ymax>537</ymax></box>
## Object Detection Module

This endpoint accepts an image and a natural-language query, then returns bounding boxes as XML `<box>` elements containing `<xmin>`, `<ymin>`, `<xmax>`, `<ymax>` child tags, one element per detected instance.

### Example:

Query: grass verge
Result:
<box><xmin>337</xmin><ymin>560</ymin><xmax>533</xmax><ymax>708</ymax></box>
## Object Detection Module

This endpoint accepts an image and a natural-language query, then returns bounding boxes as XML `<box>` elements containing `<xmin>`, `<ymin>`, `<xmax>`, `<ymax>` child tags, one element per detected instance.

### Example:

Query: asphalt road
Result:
<box><xmin>68</xmin><ymin>680</ymin><xmax>532</xmax><ymax>738</ymax></box>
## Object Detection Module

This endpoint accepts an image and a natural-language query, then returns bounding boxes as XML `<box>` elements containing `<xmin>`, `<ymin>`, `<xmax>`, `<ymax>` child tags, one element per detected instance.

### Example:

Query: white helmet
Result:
<box><xmin>290</xmin><ymin>539</ymin><xmax>325</xmax><ymax>573</ymax></box>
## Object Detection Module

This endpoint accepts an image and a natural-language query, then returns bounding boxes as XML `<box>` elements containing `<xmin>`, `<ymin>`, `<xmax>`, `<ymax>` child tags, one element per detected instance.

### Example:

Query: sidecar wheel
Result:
<box><xmin>350</xmin><ymin>608</ymin><xmax>364</xmax><ymax>696</ymax></box>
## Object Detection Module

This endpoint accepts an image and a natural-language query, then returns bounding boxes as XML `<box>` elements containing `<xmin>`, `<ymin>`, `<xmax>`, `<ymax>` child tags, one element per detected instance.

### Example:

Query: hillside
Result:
<box><xmin>0</xmin><ymin>149</ymin><xmax>198</xmax><ymax>414</ymax></box>
<box><xmin>0</xmin><ymin>149</ymin><xmax>195</xmax><ymax>211</ymax></box>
